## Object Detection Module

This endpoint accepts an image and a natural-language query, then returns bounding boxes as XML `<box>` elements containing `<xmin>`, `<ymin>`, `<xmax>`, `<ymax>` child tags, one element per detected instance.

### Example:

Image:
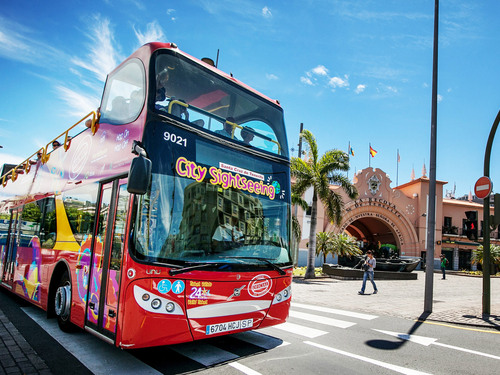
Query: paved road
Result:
<box><xmin>1</xmin><ymin>271</ymin><xmax>499</xmax><ymax>374</ymax></box>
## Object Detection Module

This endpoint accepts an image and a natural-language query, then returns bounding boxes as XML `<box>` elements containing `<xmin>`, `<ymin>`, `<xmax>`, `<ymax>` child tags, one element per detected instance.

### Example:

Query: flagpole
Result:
<box><xmin>369</xmin><ymin>143</ymin><xmax>371</xmax><ymax>168</ymax></box>
<box><xmin>396</xmin><ymin>149</ymin><xmax>399</xmax><ymax>186</ymax></box>
<box><xmin>347</xmin><ymin>141</ymin><xmax>350</xmax><ymax>179</ymax></box>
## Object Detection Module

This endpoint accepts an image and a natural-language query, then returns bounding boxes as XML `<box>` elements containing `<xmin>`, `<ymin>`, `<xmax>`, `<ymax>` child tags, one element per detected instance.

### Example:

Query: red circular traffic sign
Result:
<box><xmin>474</xmin><ymin>176</ymin><xmax>492</xmax><ymax>199</ymax></box>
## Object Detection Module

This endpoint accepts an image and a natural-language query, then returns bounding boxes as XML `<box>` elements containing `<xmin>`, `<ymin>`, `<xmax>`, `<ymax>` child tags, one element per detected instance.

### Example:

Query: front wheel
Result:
<box><xmin>54</xmin><ymin>271</ymin><xmax>75</xmax><ymax>332</ymax></box>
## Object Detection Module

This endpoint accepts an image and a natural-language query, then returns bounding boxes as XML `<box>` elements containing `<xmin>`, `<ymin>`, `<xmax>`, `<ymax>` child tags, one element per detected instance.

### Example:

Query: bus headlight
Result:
<box><xmin>142</xmin><ymin>293</ymin><xmax>150</xmax><ymax>301</ymax></box>
<box><xmin>151</xmin><ymin>298</ymin><xmax>162</xmax><ymax>309</ymax></box>
<box><xmin>166</xmin><ymin>302</ymin><xmax>175</xmax><ymax>313</ymax></box>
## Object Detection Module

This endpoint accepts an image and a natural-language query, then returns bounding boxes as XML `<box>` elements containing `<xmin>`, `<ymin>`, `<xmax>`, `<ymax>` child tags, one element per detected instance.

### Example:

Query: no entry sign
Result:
<box><xmin>474</xmin><ymin>176</ymin><xmax>492</xmax><ymax>199</ymax></box>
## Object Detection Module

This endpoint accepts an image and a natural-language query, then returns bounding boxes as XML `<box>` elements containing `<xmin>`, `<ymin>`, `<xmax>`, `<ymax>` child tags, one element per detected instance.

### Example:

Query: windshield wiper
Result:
<box><xmin>168</xmin><ymin>263</ymin><xmax>223</xmax><ymax>276</ymax></box>
<box><xmin>225</xmin><ymin>256</ymin><xmax>287</xmax><ymax>275</ymax></box>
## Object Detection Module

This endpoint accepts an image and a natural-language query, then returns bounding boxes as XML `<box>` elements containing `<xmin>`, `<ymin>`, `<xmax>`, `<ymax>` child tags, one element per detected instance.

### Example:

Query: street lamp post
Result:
<box><xmin>482</xmin><ymin>109</ymin><xmax>500</xmax><ymax>314</ymax></box>
<box><xmin>424</xmin><ymin>0</ymin><xmax>439</xmax><ymax>313</ymax></box>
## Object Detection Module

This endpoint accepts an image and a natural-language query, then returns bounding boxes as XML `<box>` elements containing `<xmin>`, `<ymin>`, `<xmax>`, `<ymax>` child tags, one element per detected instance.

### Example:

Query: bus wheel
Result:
<box><xmin>54</xmin><ymin>271</ymin><xmax>74</xmax><ymax>332</ymax></box>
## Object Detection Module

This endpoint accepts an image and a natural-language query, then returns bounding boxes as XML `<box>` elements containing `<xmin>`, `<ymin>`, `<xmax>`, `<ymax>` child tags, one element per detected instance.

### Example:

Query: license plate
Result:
<box><xmin>206</xmin><ymin>319</ymin><xmax>253</xmax><ymax>335</ymax></box>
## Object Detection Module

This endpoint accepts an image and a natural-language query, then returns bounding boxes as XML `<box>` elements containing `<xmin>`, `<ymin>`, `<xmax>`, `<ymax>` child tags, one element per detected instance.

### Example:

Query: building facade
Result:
<box><xmin>296</xmin><ymin>167</ymin><xmax>499</xmax><ymax>269</ymax></box>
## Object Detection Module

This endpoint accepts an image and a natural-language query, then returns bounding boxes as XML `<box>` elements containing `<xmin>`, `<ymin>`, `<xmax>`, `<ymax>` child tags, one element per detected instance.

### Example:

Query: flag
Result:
<box><xmin>397</xmin><ymin>150</ymin><xmax>400</xmax><ymax>163</ymax></box>
<box><xmin>349</xmin><ymin>146</ymin><xmax>355</xmax><ymax>156</ymax></box>
<box><xmin>369</xmin><ymin>145</ymin><xmax>377</xmax><ymax>157</ymax></box>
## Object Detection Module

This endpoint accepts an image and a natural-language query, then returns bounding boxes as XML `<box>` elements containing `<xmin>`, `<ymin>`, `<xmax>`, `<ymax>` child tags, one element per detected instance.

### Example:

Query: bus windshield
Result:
<box><xmin>152</xmin><ymin>51</ymin><xmax>288</xmax><ymax>158</ymax></box>
<box><xmin>132</xmin><ymin>122</ymin><xmax>291</xmax><ymax>267</ymax></box>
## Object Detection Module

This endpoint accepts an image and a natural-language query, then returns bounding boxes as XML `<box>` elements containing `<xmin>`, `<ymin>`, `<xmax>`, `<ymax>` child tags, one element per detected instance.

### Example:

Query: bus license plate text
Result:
<box><xmin>206</xmin><ymin>319</ymin><xmax>253</xmax><ymax>335</ymax></box>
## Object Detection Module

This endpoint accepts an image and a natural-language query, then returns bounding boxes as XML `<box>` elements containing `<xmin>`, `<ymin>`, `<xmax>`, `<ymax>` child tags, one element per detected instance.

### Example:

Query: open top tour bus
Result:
<box><xmin>0</xmin><ymin>42</ymin><xmax>292</xmax><ymax>349</ymax></box>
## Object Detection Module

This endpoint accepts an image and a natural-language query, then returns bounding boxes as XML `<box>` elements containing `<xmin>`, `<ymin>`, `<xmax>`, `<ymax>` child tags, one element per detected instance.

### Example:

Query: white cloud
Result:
<box><xmin>329</xmin><ymin>75</ymin><xmax>349</xmax><ymax>89</ymax></box>
<box><xmin>262</xmin><ymin>6</ymin><xmax>272</xmax><ymax>18</ymax></box>
<box><xmin>438</xmin><ymin>94</ymin><xmax>443</xmax><ymax>102</ymax></box>
<box><xmin>300</xmin><ymin>76</ymin><xmax>314</xmax><ymax>86</ymax></box>
<box><xmin>301</xmin><ymin>65</ymin><xmax>353</xmax><ymax>93</ymax></box>
<box><xmin>312</xmin><ymin>65</ymin><xmax>329</xmax><ymax>76</ymax></box>
<box><xmin>355</xmin><ymin>84</ymin><xmax>366</xmax><ymax>94</ymax></box>
<box><xmin>71</xmin><ymin>15</ymin><xmax>124</xmax><ymax>82</ymax></box>
<box><xmin>134</xmin><ymin>21</ymin><xmax>166</xmax><ymax>46</ymax></box>
<box><xmin>266</xmin><ymin>73</ymin><xmax>278</xmax><ymax>80</ymax></box>
<box><xmin>0</xmin><ymin>15</ymin><xmax>66</xmax><ymax>65</ymax></box>
<box><xmin>55</xmin><ymin>86</ymin><xmax>100</xmax><ymax>118</ymax></box>
<box><xmin>0</xmin><ymin>152</ymin><xmax>24</xmax><ymax>166</ymax></box>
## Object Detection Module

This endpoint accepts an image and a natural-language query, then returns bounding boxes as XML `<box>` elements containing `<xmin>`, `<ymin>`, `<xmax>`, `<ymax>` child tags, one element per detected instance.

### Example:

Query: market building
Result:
<box><xmin>296</xmin><ymin>166</ymin><xmax>499</xmax><ymax>270</ymax></box>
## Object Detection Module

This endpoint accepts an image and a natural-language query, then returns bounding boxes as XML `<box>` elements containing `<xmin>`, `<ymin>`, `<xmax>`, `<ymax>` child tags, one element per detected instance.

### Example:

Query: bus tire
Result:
<box><xmin>54</xmin><ymin>270</ymin><xmax>75</xmax><ymax>332</ymax></box>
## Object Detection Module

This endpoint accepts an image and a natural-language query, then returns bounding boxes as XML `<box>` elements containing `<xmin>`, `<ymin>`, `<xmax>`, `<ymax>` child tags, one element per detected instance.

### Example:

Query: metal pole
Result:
<box><xmin>424</xmin><ymin>0</ymin><xmax>439</xmax><ymax>313</ymax></box>
<box><xmin>396</xmin><ymin>149</ymin><xmax>399</xmax><ymax>186</ymax></box>
<box><xmin>482</xmin><ymin>109</ymin><xmax>500</xmax><ymax>314</ymax></box>
<box><xmin>369</xmin><ymin>144</ymin><xmax>371</xmax><ymax>168</ymax></box>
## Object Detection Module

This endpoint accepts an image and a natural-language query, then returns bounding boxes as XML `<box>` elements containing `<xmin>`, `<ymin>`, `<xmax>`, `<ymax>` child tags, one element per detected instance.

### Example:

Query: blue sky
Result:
<box><xmin>1</xmin><ymin>0</ymin><xmax>499</xmax><ymax>199</ymax></box>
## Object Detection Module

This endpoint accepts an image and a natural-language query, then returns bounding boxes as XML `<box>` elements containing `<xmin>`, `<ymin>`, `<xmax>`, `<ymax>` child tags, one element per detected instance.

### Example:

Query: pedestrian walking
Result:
<box><xmin>358</xmin><ymin>250</ymin><xmax>378</xmax><ymax>295</ymax></box>
<box><xmin>440</xmin><ymin>254</ymin><xmax>449</xmax><ymax>279</ymax></box>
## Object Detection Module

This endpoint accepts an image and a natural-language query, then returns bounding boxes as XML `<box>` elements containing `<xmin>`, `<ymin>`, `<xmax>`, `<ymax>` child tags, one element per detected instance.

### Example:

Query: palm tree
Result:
<box><xmin>291</xmin><ymin>192</ymin><xmax>308</xmax><ymax>244</ymax></box>
<box><xmin>331</xmin><ymin>232</ymin><xmax>363</xmax><ymax>262</ymax></box>
<box><xmin>291</xmin><ymin>130</ymin><xmax>358</xmax><ymax>278</ymax></box>
<box><xmin>316</xmin><ymin>232</ymin><xmax>334</xmax><ymax>263</ymax></box>
<box><xmin>472</xmin><ymin>244</ymin><xmax>500</xmax><ymax>273</ymax></box>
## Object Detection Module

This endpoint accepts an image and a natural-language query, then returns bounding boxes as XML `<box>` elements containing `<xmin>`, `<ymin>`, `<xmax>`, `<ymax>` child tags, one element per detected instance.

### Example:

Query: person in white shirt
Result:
<box><xmin>358</xmin><ymin>250</ymin><xmax>378</xmax><ymax>295</ymax></box>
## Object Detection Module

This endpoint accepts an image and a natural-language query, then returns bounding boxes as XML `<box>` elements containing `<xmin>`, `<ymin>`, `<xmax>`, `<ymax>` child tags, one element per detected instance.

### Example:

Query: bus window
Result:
<box><xmin>100</xmin><ymin>58</ymin><xmax>146</xmax><ymax>125</ymax></box>
<box><xmin>152</xmin><ymin>52</ymin><xmax>288</xmax><ymax>158</ymax></box>
<box><xmin>110</xmin><ymin>184</ymin><xmax>129</xmax><ymax>271</ymax></box>
<box><xmin>62</xmin><ymin>184</ymin><xmax>98</xmax><ymax>244</ymax></box>
<box><xmin>40</xmin><ymin>198</ymin><xmax>56</xmax><ymax>249</ymax></box>
<box><xmin>237</xmin><ymin>120</ymin><xmax>280</xmax><ymax>154</ymax></box>
<box><xmin>20</xmin><ymin>202</ymin><xmax>42</xmax><ymax>240</ymax></box>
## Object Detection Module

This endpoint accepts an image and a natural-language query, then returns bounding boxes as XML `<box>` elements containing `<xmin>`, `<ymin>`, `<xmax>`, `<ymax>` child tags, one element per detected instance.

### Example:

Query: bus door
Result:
<box><xmin>86</xmin><ymin>179</ymin><xmax>130</xmax><ymax>341</ymax></box>
<box><xmin>1</xmin><ymin>209</ymin><xmax>21</xmax><ymax>285</ymax></box>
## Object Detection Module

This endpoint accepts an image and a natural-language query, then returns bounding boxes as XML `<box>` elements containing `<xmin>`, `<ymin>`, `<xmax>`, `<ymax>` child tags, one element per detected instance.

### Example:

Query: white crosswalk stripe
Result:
<box><xmin>265</xmin><ymin>303</ymin><xmax>379</xmax><ymax>338</ymax></box>
<box><xmin>272</xmin><ymin>321</ymin><xmax>329</xmax><ymax>338</ymax></box>
<box><xmin>291</xmin><ymin>302</ymin><xmax>378</xmax><ymax>320</ymax></box>
<box><xmin>289</xmin><ymin>310</ymin><xmax>356</xmax><ymax>329</ymax></box>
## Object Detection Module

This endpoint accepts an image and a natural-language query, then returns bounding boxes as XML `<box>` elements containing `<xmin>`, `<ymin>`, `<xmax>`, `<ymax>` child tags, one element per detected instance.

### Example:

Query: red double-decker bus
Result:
<box><xmin>0</xmin><ymin>42</ymin><xmax>292</xmax><ymax>349</ymax></box>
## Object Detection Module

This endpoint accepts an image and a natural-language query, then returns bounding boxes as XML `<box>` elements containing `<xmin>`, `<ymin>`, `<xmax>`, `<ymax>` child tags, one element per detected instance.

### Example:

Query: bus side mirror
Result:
<box><xmin>127</xmin><ymin>155</ymin><xmax>152</xmax><ymax>195</ymax></box>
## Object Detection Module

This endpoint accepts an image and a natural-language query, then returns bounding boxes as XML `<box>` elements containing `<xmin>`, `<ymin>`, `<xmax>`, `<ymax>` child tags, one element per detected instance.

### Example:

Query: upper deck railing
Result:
<box><xmin>1</xmin><ymin>111</ymin><xmax>100</xmax><ymax>188</ymax></box>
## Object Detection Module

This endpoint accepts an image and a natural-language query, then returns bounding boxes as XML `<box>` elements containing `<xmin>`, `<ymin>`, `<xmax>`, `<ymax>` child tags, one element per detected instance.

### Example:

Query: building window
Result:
<box><xmin>444</xmin><ymin>217</ymin><xmax>452</xmax><ymax>227</ymax></box>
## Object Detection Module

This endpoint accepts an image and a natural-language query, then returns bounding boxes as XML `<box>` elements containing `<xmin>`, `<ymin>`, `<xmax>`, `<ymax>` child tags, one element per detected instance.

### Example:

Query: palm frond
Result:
<box><xmin>300</xmin><ymin>130</ymin><xmax>319</xmax><ymax>165</ymax></box>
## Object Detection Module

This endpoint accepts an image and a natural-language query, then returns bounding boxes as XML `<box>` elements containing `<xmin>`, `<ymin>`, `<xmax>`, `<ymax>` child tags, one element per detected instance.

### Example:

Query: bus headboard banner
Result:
<box><xmin>175</xmin><ymin>156</ymin><xmax>276</xmax><ymax>200</ymax></box>
<box><xmin>144</xmin><ymin>121</ymin><xmax>289</xmax><ymax>201</ymax></box>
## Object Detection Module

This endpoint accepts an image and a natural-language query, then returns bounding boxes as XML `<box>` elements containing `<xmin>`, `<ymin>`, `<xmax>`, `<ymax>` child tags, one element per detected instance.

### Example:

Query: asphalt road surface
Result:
<box><xmin>3</xmin><ymin>286</ymin><xmax>499</xmax><ymax>375</ymax></box>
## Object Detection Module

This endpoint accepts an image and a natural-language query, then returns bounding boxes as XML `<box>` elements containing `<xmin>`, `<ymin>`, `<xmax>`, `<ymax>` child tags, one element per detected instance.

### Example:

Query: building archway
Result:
<box><xmin>326</xmin><ymin>198</ymin><xmax>420</xmax><ymax>257</ymax></box>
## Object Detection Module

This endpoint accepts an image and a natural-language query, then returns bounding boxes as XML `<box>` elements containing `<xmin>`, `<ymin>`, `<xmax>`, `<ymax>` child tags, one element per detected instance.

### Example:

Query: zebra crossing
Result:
<box><xmin>22</xmin><ymin>302</ymin><xmax>378</xmax><ymax>373</ymax></box>
<box><xmin>169</xmin><ymin>303</ymin><xmax>379</xmax><ymax>369</ymax></box>
<box><xmin>267</xmin><ymin>302</ymin><xmax>377</xmax><ymax>339</ymax></box>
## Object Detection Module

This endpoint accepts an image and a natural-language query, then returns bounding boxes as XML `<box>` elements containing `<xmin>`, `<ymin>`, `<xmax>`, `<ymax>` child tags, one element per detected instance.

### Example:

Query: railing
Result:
<box><xmin>1</xmin><ymin>111</ymin><xmax>99</xmax><ymax>188</ymax></box>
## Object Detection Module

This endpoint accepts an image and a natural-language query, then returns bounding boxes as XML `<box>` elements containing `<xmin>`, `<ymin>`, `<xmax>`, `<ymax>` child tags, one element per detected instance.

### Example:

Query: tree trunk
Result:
<box><xmin>305</xmin><ymin>190</ymin><xmax>317</xmax><ymax>279</ymax></box>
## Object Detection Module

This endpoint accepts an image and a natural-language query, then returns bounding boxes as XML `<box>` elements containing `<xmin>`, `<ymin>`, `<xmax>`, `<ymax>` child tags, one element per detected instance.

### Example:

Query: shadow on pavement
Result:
<box><xmin>365</xmin><ymin>312</ymin><xmax>431</xmax><ymax>351</ymax></box>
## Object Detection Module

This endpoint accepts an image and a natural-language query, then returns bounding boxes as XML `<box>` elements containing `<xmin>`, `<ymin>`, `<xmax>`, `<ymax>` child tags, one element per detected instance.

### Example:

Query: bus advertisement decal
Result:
<box><xmin>248</xmin><ymin>274</ymin><xmax>272</xmax><ymax>298</ymax></box>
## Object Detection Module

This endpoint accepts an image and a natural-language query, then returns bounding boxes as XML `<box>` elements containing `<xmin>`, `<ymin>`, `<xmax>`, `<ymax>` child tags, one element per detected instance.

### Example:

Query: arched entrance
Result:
<box><xmin>344</xmin><ymin>216</ymin><xmax>399</xmax><ymax>254</ymax></box>
<box><xmin>326</xmin><ymin>198</ymin><xmax>420</xmax><ymax>257</ymax></box>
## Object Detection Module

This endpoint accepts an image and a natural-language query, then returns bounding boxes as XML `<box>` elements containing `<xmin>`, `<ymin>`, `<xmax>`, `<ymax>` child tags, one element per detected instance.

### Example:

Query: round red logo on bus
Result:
<box><xmin>248</xmin><ymin>274</ymin><xmax>272</xmax><ymax>298</ymax></box>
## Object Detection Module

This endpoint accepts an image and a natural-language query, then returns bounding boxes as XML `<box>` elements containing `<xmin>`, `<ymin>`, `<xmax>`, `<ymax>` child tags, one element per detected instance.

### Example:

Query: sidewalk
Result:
<box><xmin>0</xmin><ymin>307</ymin><xmax>52</xmax><ymax>375</ymax></box>
<box><xmin>292</xmin><ymin>270</ymin><xmax>500</xmax><ymax>330</ymax></box>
